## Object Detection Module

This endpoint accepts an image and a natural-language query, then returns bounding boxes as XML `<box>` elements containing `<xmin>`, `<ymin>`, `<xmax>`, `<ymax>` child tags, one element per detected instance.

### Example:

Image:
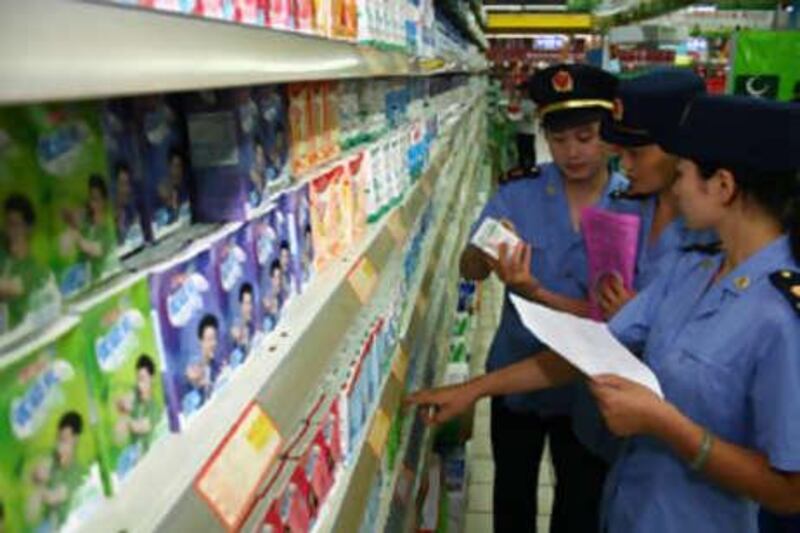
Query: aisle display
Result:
<box><xmin>0</xmin><ymin>0</ymin><xmax>490</xmax><ymax>531</ymax></box>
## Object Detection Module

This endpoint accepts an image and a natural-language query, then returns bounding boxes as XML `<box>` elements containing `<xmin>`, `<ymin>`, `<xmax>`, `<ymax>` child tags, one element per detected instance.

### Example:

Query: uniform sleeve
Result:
<box><xmin>468</xmin><ymin>183</ymin><xmax>523</xmax><ymax>239</ymax></box>
<box><xmin>750</xmin><ymin>311</ymin><xmax>800</xmax><ymax>471</ymax></box>
<box><xmin>608</xmin><ymin>267</ymin><xmax>671</xmax><ymax>355</ymax></box>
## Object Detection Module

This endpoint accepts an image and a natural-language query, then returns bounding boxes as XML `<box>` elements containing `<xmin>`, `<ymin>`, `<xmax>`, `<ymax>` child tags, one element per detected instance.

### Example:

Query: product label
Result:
<box><xmin>187</xmin><ymin>111</ymin><xmax>239</xmax><ymax>168</ymax></box>
<box><xmin>95</xmin><ymin>309</ymin><xmax>146</xmax><ymax>372</ymax></box>
<box><xmin>166</xmin><ymin>273</ymin><xmax>211</xmax><ymax>327</ymax></box>
<box><xmin>11</xmin><ymin>359</ymin><xmax>74</xmax><ymax>439</ymax></box>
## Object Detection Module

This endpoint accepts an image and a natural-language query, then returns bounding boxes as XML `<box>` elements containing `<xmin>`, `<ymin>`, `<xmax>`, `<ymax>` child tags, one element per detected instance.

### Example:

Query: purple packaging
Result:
<box><xmin>250</xmin><ymin>207</ymin><xmax>284</xmax><ymax>334</ymax></box>
<box><xmin>132</xmin><ymin>94</ymin><xmax>192</xmax><ymax>242</ymax></box>
<box><xmin>102</xmin><ymin>100</ymin><xmax>147</xmax><ymax>256</ymax></box>
<box><xmin>148</xmin><ymin>244</ymin><xmax>231</xmax><ymax>431</ymax></box>
<box><xmin>253</xmin><ymin>85</ymin><xmax>291</xmax><ymax>194</ymax></box>
<box><xmin>278</xmin><ymin>185</ymin><xmax>313</xmax><ymax>298</ymax></box>
<box><xmin>210</xmin><ymin>223</ymin><xmax>263</xmax><ymax>369</ymax></box>
<box><xmin>182</xmin><ymin>89</ymin><xmax>263</xmax><ymax>222</ymax></box>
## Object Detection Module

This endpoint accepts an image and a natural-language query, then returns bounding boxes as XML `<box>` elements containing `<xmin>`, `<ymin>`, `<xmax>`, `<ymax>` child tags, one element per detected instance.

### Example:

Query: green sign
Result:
<box><xmin>731</xmin><ymin>30</ymin><xmax>800</xmax><ymax>101</ymax></box>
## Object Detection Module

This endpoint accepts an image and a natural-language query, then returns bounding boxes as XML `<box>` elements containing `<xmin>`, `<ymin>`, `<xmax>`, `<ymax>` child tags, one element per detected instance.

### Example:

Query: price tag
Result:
<box><xmin>391</xmin><ymin>345</ymin><xmax>410</xmax><ymax>383</ymax></box>
<box><xmin>387</xmin><ymin>211</ymin><xmax>407</xmax><ymax>244</ymax></box>
<box><xmin>368</xmin><ymin>409</ymin><xmax>391</xmax><ymax>456</ymax></box>
<box><xmin>348</xmin><ymin>256</ymin><xmax>379</xmax><ymax>303</ymax></box>
<box><xmin>194</xmin><ymin>402</ymin><xmax>282</xmax><ymax>531</ymax></box>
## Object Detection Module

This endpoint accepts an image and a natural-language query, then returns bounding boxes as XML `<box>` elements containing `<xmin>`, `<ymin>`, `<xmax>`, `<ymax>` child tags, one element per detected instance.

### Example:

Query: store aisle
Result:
<box><xmin>462</xmin><ymin>278</ymin><xmax>556</xmax><ymax>533</ymax></box>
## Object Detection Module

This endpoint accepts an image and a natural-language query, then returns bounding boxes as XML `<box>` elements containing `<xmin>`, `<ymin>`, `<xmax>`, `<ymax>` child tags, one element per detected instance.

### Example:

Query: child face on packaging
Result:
<box><xmin>240</xmin><ymin>291</ymin><xmax>254</xmax><ymax>323</ymax></box>
<box><xmin>137</xmin><ymin>367</ymin><xmax>153</xmax><ymax>400</ymax></box>
<box><xmin>56</xmin><ymin>427</ymin><xmax>78</xmax><ymax>467</ymax></box>
<box><xmin>89</xmin><ymin>184</ymin><xmax>108</xmax><ymax>221</ymax></box>
<box><xmin>4</xmin><ymin>207</ymin><xmax>32</xmax><ymax>253</ymax></box>
<box><xmin>200</xmin><ymin>325</ymin><xmax>218</xmax><ymax>362</ymax></box>
<box><xmin>271</xmin><ymin>267</ymin><xmax>282</xmax><ymax>292</ymax></box>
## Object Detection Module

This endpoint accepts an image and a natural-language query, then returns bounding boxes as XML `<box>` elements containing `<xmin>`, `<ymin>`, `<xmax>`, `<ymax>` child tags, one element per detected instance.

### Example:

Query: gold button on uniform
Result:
<box><xmin>734</xmin><ymin>276</ymin><xmax>750</xmax><ymax>290</ymax></box>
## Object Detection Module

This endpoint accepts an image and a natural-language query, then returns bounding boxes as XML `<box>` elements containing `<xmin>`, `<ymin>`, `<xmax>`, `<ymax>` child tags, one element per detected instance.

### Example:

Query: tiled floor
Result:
<box><xmin>462</xmin><ymin>278</ymin><xmax>555</xmax><ymax>533</ymax></box>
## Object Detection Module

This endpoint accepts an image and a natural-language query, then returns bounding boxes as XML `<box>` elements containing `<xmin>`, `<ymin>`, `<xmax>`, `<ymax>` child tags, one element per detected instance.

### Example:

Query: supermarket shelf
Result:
<box><xmin>0</xmin><ymin>0</ymin><xmax>482</xmax><ymax>105</ymax></box>
<box><xmin>78</xmin><ymin>104</ymin><xmax>474</xmax><ymax>533</ymax></box>
<box><xmin>316</xmin><ymin>133</ymin><xmax>484</xmax><ymax>533</ymax></box>
<box><xmin>374</xmin><ymin>154</ymin><xmax>483</xmax><ymax>533</ymax></box>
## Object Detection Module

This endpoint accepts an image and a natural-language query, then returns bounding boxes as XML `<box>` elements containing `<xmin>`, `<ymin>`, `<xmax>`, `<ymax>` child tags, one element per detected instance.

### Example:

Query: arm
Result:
<box><xmin>591</xmin><ymin>375</ymin><xmax>800</xmax><ymax>514</ymax></box>
<box><xmin>0</xmin><ymin>275</ymin><xmax>24</xmax><ymax>299</ymax></box>
<box><xmin>76</xmin><ymin>232</ymin><xmax>103</xmax><ymax>258</ymax></box>
<box><xmin>406</xmin><ymin>350</ymin><xmax>581</xmax><ymax>424</ymax></box>
<box><xmin>653</xmin><ymin>405</ymin><xmax>800</xmax><ymax>514</ymax></box>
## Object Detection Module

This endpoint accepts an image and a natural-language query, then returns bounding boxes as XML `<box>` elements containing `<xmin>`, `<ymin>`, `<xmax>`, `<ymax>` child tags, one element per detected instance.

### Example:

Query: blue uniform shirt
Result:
<box><xmin>572</xmin><ymin>197</ymin><xmax>719</xmax><ymax>461</ymax></box>
<box><xmin>602</xmin><ymin>235</ymin><xmax>800</xmax><ymax>533</ymax></box>
<box><xmin>471</xmin><ymin>163</ymin><xmax>637</xmax><ymax>414</ymax></box>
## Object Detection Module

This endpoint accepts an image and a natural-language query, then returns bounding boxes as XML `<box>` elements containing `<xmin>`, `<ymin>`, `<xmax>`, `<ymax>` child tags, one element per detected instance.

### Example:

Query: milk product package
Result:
<box><xmin>0</xmin><ymin>318</ymin><xmax>104</xmax><ymax>533</ymax></box>
<box><xmin>470</xmin><ymin>217</ymin><xmax>523</xmax><ymax>261</ymax></box>
<box><xmin>249</xmin><ymin>206</ymin><xmax>285</xmax><ymax>334</ymax></box>
<box><xmin>133</xmin><ymin>94</ymin><xmax>192</xmax><ymax>242</ymax></box>
<box><xmin>210</xmin><ymin>223</ymin><xmax>263</xmax><ymax>368</ymax></box>
<box><xmin>34</xmin><ymin>103</ymin><xmax>120</xmax><ymax>296</ymax></box>
<box><xmin>182</xmin><ymin>89</ymin><xmax>263</xmax><ymax>222</ymax></box>
<box><xmin>73</xmin><ymin>274</ymin><xmax>168</xmax><ymax>494</ymax></box>
<box><xmin>148</xmin><ymin>243</ymin><xmax>230</xmax><ymax>430</ymax></box>
<box><xmin>253</xmin><ymin>85</ymin><xmax>291</xmax><ymax>195</ymax></box>
<box><xmin>0</xmin><ymin>108</ymin><xmax>62</xmax><ymax>347</ymax></box>
<box><xmin>102</xmin><ymin>100</ymin><xmax>147</xmax><ymax>257</ymax></box>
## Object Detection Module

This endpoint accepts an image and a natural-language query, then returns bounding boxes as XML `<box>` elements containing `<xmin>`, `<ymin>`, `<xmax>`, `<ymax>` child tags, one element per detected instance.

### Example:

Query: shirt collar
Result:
<box><xmin>719</xmin><ymin>235</ymin><xmax>791</xmax><ymax>297</ymax></box>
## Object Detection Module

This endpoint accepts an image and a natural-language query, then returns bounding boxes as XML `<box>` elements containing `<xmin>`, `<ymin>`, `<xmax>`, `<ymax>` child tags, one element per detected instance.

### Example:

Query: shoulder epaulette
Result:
<box><xmin>769</xmin><ymin>270</ymin><xmax>800</xmax><ymax>316</ymax></box>
<box><xmin>681</xmin><ymin>242</ymin><xmax>723</xmax><ymax>255</ymax></box>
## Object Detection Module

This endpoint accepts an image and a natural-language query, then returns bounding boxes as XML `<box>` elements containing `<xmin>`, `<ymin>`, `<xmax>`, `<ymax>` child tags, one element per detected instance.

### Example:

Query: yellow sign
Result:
<box><xmin>368</xmin><ymin>409</ymin><xmax>391</xmax><ymax>456</ymax></box>
<box><xmin>487</xmin><ymin>12</ymin><xmax>592</xmax><ymax>31</ymax></box>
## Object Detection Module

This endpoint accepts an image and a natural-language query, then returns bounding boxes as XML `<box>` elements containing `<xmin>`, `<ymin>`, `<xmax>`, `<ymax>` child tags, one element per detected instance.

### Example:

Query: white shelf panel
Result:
<box><xmin>0</xmin><ymin>0</ymin><xmax>482</xmax><ymax>104</ymax></box>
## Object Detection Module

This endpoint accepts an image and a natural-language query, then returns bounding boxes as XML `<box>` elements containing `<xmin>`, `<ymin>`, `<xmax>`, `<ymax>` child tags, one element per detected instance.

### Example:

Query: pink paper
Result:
<box><xmin>580</xmin><ymin>207</ymin><xmax>641</xmax><ymax>321</ymax></box>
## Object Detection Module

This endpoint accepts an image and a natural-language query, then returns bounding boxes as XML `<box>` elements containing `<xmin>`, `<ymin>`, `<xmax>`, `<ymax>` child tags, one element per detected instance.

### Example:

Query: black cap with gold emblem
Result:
<box><xmin>527</xmin><ymin>64</ymin><xmax>618</xmax><ymax>132</ymax></box>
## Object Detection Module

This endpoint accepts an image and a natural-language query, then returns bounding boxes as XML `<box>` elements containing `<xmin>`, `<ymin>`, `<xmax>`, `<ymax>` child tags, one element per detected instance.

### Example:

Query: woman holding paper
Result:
<box><xmin>459</xmin><ymin>64</ymin><xmax>641</xmax><ymax>532</ymax></box>
<box><xmin>596</xmin><ymin>69</ymin><xmax>718</xmax><ymax>320</ymax></box>
<box><xmin>409</xmin><ymin>95</ymin><xmax>800</xmax><ymax>533</ymax></box>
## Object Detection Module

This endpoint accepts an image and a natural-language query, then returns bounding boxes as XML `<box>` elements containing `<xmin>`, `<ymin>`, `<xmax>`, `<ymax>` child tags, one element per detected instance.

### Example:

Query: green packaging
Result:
<box><xmin>0</xmin><ymin>318</ymin><xmax>104</xmax><ymax>532</ymax></box>
<box><xmin>74</xmin><ymin>273</ymin><xmax>168</xmax><ymax>496</ymax></box>
<box><xmin>26</xmin><ymin>103</ymin><xmax>119</xmax><ymax>297</ymax></box>
<box><xmin>0</xmin><ymin>108</ymin><xmax>61</xmax><ymax>345</ymax></box>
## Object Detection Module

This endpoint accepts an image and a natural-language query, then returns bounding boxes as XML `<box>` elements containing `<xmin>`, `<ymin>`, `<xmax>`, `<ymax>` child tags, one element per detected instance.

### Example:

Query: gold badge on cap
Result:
<box><xmin>792</xmin><ymin>285</ymin><xmax>800</xmax><ymax>298</ymax></box>
<box><xmin>552</xmin><ymin>70</ymin><xmax>574</xmax><ymax>93</ymax></box>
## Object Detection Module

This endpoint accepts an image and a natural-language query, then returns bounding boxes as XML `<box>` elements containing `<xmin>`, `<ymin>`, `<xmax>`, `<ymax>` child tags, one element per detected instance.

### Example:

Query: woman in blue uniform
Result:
<box><xmin>596</xmin><ymin>68</ymin><xmax>718</xmax><ymax>317</ymax></box>
<box><xmin>409</xmin><ymin>95</ymin><xmax>800</xmax><ymax>532</ymax></box>
<box><xmin>459</xmin><ymin>64</ymin><xmax>639</xmax><ymax>532</ymax></box>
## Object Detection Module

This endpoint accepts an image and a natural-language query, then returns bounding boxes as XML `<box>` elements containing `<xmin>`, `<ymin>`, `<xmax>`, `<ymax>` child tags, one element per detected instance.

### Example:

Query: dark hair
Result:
<box><xmin>88</xmin><ymin>174</ymin><xmax>109</xmax><ymax>199</ymax></box>
<box><xmin>58</xmin><ymin>411</ymin><xmax>83</xmax><ymax>435</ymax></box>
<box><xmin>280</xmin><ymin>240</ymin><xmax>290</xmax><ymax>251</ymax></box>
<box><xmin>115</xmin><ymin>161</ymin><xmax>131</xmax><ymax>177</ymax></box>
<box><xmin>168</xmin><ymin>147</ymin><xmax>186</xmax><ymax>164</ymax></box>
<box><xmin>239</xmin><ymin>282</ymin><xmax>254</xmax><ymax>302</ymax></box>
<box><xmin>136</xmin><ymin>354</ymin><xmax>155</xmax><ymax>376</ymax></box>
<box><xmin>197</xmin><ymin>314</ymin><xmax>219</xmax><ymax>339</ymax></box>
<box><xmin>697</xmin><ymin>162</ymin><xmax>800</xmax><ymax>263</ymax></box>
<box><xmin>4</xmin><ymin>194</ymin><xmax>36</xmax><ymax>226</ymax></box>
<box><xmin>270</xmin><ymin>259</ymin><xmax>281</xmax><ymax>274</ymax></box>
<box><xmin>253</xmin><ymin>135</ymin><xmax>264</xmax><ymax>149</ymax></box>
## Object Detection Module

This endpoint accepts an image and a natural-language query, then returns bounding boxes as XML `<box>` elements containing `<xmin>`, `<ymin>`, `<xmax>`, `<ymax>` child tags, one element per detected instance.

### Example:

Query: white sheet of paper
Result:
<box><xmin>509</xmin><ymin>294</ymin><xmax>663</xmax><ymax>398</ymax></box>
